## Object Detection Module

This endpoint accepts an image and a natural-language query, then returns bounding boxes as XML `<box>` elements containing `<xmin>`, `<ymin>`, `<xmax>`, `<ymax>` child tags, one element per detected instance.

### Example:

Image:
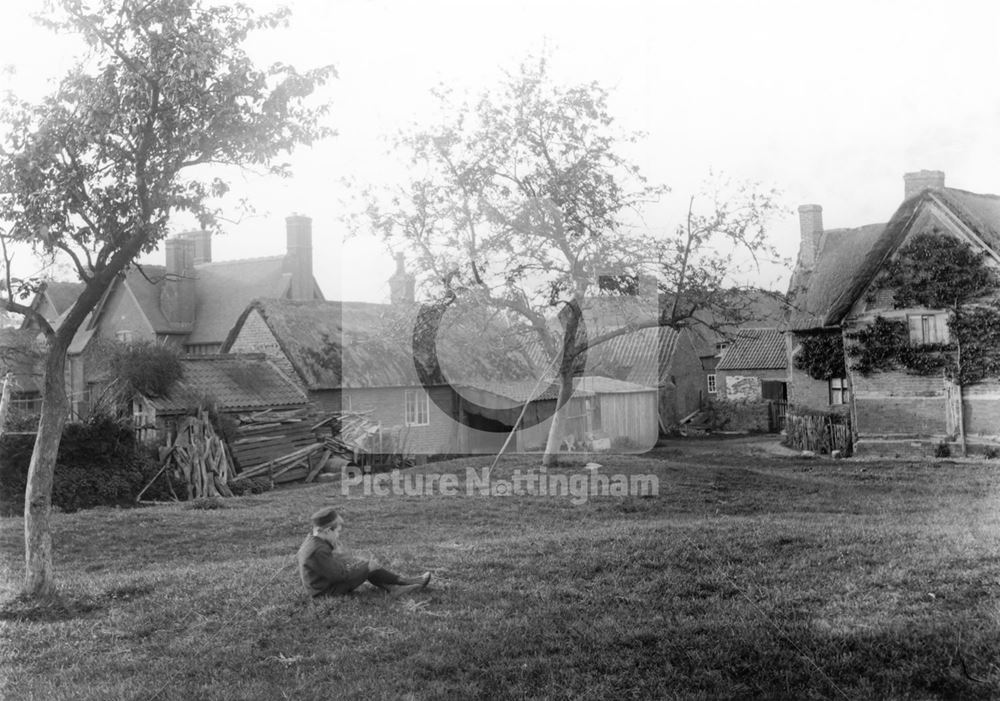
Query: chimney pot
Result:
<box><xmin>389</xmin><ymin>253</ymin><xmax>415</xmax><ymax>305</ymax></box>
<box><xmin>178</xmin><ymin>230</ymin><xmax>212</xmax><ymax>265</ymax></box>
<box><xmin>797</xmin><ymin>204</ymin><xmax>823</xmax><ymax>270</ymax></box>
<box><xmin>904</xmin><ymin>170</ymin><xmax>945</xmax><ymax>200</ymax></box>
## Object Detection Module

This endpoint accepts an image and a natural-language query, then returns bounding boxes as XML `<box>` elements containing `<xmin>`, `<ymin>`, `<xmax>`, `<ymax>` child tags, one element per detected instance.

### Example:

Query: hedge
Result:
<box><xmin>0</xmin><ymin>417</ymin><xmax>163</xmax><ymax>516</ymax></box>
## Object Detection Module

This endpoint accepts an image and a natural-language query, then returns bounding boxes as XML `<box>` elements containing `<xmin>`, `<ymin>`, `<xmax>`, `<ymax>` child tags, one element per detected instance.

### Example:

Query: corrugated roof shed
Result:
<box><xmin>457</xmin><ymin>375</ymin><xmax>656</xmax><ymax>403</ymax></box>
<box><xmin>716</xmin><ymin>328</ymin><xmax>787</xmax><ymax>370</ymax></box>
<box><xmin>147</xmin><ymin>353</ymin><xmax>306</xmax><ymax>414</ymax></box>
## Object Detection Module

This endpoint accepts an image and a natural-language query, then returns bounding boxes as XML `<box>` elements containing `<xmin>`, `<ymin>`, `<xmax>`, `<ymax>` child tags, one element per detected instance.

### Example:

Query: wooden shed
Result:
<box><xmin>456</xmin><ymin>375</ymin><xmax>659</xmax><ymax>453</ymax></box>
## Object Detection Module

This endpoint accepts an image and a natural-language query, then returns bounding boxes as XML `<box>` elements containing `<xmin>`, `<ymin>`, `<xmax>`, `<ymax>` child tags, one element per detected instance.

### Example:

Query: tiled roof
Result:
<box><xmin>124</xmin><ymin>265</ymin><xmax>174</xmax><ymax>333</ymax></box>
<box><xmin>186</xmin><ymin>257</ymin><xmax>300</xmax><ymax>346</ymax></box>
<box><xmin>147</xmin><ymin>353</ymin><xmax>307</xmax><ymax>414</ymax></box>
<box><xmin>716</xmin><ymin>328</ymin><xmax>787</xmax><ymax>370</ymax></box>
<box><xmin>92</xmin><ymin>257</ymin><xmax>320</xmax><ymax>347</ymax></box>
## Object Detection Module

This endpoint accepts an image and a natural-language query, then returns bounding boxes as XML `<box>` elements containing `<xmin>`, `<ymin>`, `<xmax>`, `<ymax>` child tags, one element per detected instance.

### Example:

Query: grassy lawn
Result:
<box><xmin>2</xmin><ymin>436</ymin><xmax>999</xmax><ymax>700</ymax></box>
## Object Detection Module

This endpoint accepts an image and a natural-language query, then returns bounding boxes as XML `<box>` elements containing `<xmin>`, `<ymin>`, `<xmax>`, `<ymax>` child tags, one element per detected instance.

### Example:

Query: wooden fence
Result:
<box><xmin>785</xmin><ymin>413</ymin><xmax>852</xmax><ymax>456</ymax></box>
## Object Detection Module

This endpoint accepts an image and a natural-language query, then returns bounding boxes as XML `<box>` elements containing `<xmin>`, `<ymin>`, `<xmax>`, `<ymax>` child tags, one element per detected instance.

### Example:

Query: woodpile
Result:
<box><xmin>138</xmin><ymin>409</ymin><xmax>235</xmax><ymax>502</ymax></box>
<box><xmin>228</xmin><ymin>408</ymin><xmax>377</xmax><ymax>486</ymax></box>
<box><xmin>138</xmin><ymin>408</ymin><xmax>382</xmax><ymax>502</ymax></box>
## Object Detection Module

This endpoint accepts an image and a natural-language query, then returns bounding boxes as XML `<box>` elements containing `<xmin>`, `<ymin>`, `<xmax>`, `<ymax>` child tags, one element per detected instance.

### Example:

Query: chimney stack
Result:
<box><xmin>797</xmin><ymin>204</ymin><xmax>823</xmax><ymax>270</ymax></box>
<box><xmin>161</xmin><ymin>237</ymin><xmax>196</xmax><ymax>327</ymax></box>
<box><xmin>178</xmin><ymin>230</ymin><xmax>212</xmax><ymax>265</ymax></box>
<box><xmin>903</xmin><ymin>170</ymin><xmax>945</xmax><ymax>200</ymax></box>
<box><xmin>283</xmin><ymin>214</ymin><xmax>314</xmax><ymax>300</ymax></box>
<box><xmin>389</xmin><ymin>253</ymin><xmax>415</xmax><ymax>305</ymax></box>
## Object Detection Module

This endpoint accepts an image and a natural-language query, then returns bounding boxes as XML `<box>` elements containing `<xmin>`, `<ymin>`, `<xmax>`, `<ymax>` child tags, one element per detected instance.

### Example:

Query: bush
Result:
<box><xmin>703</xmin><ymin>398</ymin><xmax>771</xmax><ymax>433</ymax></box>
<box><xmin>0</xmin><ymin>416</ymin><xmax>158</xmax><ymax>515</ymax></box>
<box><xmin>934</xmin><ymin>442</ymin><xmax>951</xmax><ymax>459</ymax></box>
<box><xmin>984</xmin><ymin>447</ymin><xmax>1000</xmax><ymax>460</ymax></box>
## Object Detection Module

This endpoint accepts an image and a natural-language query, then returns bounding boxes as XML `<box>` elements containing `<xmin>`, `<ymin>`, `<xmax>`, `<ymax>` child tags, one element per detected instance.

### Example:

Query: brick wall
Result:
<box><xmin>71</xmin><ymin>281</ymin><xmax>158</xmax><ymax>417</ymax></box>
<box><xmin>787</xmin><ymin>332</ymin><xmax>851</xmax><ymax>416</ymax></box>
<box><xmin>227</xmin><ymin>310</ymin><xmax>300</xmax><ymax>383</ymax></box>
<box><xmin>850</xmin><ymin>368</ymin><xmax>945</xmax><ymax>437</ymax></box>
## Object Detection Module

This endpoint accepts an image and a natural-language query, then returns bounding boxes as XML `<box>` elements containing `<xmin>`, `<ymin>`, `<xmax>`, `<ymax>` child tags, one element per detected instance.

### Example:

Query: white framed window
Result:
<box><xmin>907</xmin><ymin>313</ymin><xmax>947</xmax><ymax>344</ymax></box>
<box><xmin>707</xmin><ymin>374</ymin><xmax>717</xmax><ymax>394</ymax></box>
<box><xmin>829</xmin><ymin>377</ymin><xmax>850</xmax><ymax>405</ymax></box>
<box><xmin>404</xmin><ymin>389</ymin><xmax>429</xmax><ymax>426</ymax></box>
<box><xmin>116</xmin><ymin>330</ymin><xmax>134</xmax><ymax>343</ymax></box>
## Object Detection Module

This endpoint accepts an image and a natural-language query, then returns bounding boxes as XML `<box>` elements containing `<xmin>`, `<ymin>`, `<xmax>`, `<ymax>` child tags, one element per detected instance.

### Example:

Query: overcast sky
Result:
<box><xmin>2</xmin><ymin>0</ymin><xmax>999</xmax><ymax>302</ymax></box>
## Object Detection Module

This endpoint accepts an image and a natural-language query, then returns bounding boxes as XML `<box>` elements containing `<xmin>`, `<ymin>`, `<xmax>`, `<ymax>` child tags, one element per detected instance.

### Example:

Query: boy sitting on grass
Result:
<box><xmin>297</xmin><ymin>506</ymin><xmax>431</xmax><ymax>598</ymax></box>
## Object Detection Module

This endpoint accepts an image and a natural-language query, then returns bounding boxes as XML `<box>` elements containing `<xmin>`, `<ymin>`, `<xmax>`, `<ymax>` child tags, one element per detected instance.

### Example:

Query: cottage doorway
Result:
<box><xmin>761</xmin><ymin>381</ymin><xmax>788</xmax><ymax>432</ymax></box>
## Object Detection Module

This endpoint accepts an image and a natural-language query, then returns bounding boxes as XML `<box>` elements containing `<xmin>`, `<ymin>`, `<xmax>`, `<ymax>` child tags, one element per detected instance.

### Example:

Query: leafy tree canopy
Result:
<box><xmin>0</xmin><ymin>0</ymin><xmax>333</xmax><ymax>599</ymax></box>
<box><xmin>851</xmin><ymin>232</ymin><xmax>1000</xmax><ymax>384</ymax></box>
<box><xmin>879</xmin><ymin>231</ymin><xmax>996</xmax><ymax>310</ymax></box>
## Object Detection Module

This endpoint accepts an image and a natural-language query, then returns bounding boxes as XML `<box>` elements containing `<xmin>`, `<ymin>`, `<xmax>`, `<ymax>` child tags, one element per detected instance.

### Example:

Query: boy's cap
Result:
<box><xmin>311</xmin><ymin>507</ymin><xmax>340</xmax><ymax>528</ymax></box>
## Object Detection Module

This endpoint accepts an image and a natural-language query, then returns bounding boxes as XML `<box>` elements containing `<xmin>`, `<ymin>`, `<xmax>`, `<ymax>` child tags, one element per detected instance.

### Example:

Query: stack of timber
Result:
<box><xmin>312</xmin><ymin>410</ymin><xmax>382</xmax><ymax>461</ymax></box>
<box><xmin>138</xmin><ymin>409</ymin><xmax>235</xmax><ymax>502</ymax></box>
<box><xmin>229</xmin><ymin>408</ymin><xmax>378</xmax><ymax>486</ymax></box>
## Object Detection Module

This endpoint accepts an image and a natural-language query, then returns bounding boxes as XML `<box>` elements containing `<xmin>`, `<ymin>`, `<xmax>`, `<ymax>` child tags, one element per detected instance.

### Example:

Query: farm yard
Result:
<box><xmin>2</xmin><ymin>436</ymin><xmax>999</xmax><ymax>700</ymax></box>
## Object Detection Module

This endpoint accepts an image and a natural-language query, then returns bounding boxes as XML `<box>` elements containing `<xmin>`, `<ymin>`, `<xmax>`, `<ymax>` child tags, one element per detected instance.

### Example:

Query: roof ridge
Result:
<box><xmin>181</xmin><ymin>352</ymin><xmax>267</xmax><ymax>361</ymax></box>
<box><xmin>942</xmin><ymin>186</ymin><xmax>1000</xmax><ymax>201</ymax></box>
<box><xmin>195</xmin><ymin>254</ymin><xmax>284</xmax><ymax>267</ymax></box>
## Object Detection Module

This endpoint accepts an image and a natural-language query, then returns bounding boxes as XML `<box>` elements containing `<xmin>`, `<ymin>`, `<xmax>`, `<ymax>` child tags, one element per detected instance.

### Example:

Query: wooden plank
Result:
<box><xmin>273</xmin><ymin>466</ymin><xmax>309</xmax><ymax>484</ymax></box>
<box><xmin>305</xmin><ymin>450</ymin><xmax>332</xmax><ymax>483</ymax></box>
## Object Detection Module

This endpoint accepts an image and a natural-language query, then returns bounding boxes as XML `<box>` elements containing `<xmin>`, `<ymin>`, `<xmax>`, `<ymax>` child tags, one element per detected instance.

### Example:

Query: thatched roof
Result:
<box><xmin>785</xmin><ymin>222</ymin><xmax>887</xmax><ymax>332</ymax></box>
<box><xmin>787</xmin><ymin>185</ymin><xmax>1000</xmax><ymax>333</ymax></box>
<box><xmin>147</xmin><ymin>353</ymin><xmax>307</xmax><ymax>415</ymax></box>
<box><xmin>716</xmin><ymin>328</ymin><xmax>786</xmax><ymax>371</ymax></box>
<box><xmin>224</xmin><ymin>298</ymin><xmax>542</xmax><ymax>390</ymax></box>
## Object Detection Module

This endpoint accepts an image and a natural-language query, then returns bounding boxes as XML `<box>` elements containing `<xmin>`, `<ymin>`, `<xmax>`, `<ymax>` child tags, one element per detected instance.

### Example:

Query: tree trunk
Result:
<box><xmin>0</xmin><ymin>372</ymin><xmax>11</xmax><ymax>436</ymax></box>
<box><xmin>955</xmin><ymin>338</ymin><xmax>968</xmax><ymax>457</ymax></box>
<box><xmin>22</xmin><ymin>339</ymin><xmax>71</xmax><ymax>598</ymax></box>
<box><xmin>541</xmin><ymin>368</ymin><xmax>575</xmax><ymax>467</ymax></box>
